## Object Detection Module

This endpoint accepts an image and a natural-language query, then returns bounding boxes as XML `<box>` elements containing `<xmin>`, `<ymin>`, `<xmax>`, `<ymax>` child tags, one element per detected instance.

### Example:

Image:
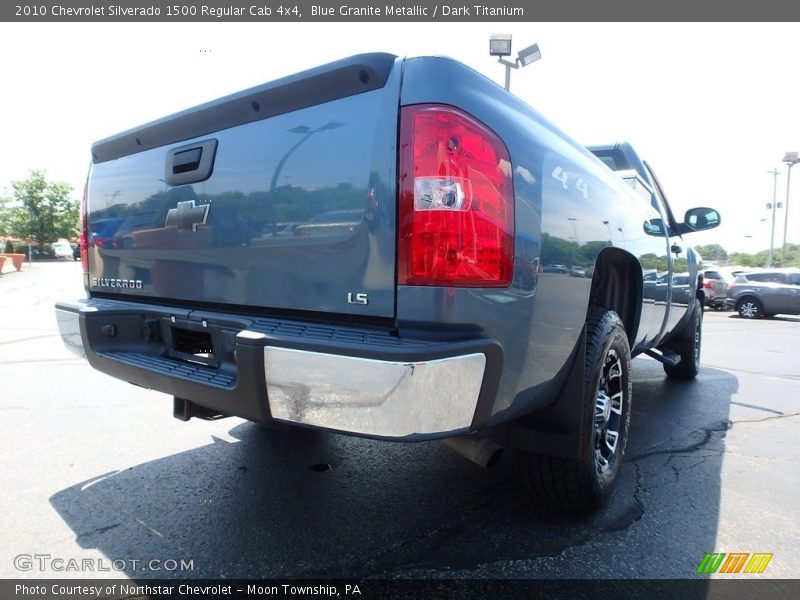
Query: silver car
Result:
<box><xmin>725</xmin><ymin>269</ymin><xmax>800</xmax><ymax>318</ymax></box>
<box><xmin>702</xmin><ymin>269</ymin><xmax>732</xmax><ymax>310</ymax></box>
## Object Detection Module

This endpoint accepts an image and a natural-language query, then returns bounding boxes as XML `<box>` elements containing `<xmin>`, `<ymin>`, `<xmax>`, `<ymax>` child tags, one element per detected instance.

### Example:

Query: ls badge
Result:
<box><xmin>347</xmin><ymin>293</ymin><xmax>369</xmax><ymax>305</ymax></box>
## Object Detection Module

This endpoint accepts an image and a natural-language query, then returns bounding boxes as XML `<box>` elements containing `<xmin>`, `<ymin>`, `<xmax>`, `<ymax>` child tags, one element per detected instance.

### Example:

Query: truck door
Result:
<box><xmin>644</xmin><ymin>162</ymin><xmax>689</xmax><ymax>336</ymax></box>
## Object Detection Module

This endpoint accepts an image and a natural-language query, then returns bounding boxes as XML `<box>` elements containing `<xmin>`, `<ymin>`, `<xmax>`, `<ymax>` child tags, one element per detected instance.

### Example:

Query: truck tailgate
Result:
<box><xmin>87</xmin><ymin>53</ymin><xmax>400</xmax><ymax>319</ymax></box>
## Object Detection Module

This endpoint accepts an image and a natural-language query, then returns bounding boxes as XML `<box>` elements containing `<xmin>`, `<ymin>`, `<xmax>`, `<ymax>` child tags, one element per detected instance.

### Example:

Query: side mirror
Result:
<box><xmin>681</xmin><ymin>207</ymin><xmax>721</xmax><ymax>233</ymax></box>
<box><xmin>643</xmin><ymin>218</ymin><xmax>666</xmax><ymax>237</ymax></box>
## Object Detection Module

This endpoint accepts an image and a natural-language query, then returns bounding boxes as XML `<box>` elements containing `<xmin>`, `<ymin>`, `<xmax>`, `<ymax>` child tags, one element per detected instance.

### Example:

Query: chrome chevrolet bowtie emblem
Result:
<box><xmin>166</xmin><ymin>200</ymin><xmax>209</xmax><ymax>232</ymax></box>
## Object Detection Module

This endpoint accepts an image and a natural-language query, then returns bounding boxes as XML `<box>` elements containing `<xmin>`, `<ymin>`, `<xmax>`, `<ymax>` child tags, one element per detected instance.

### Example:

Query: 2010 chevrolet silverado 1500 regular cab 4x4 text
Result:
<box><xmin>56</xmin><ymin>53</ymin><xmax>720</xmax><ymax>513</ymax></box>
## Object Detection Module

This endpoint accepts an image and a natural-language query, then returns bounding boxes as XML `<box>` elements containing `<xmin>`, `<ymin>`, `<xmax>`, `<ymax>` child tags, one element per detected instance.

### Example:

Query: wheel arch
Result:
<box><xmin>586</xmin><ymin>247</ymin><xmax>642</xmax><ymax>345</ymax></box>
<box><xmin>509</xmin><ymin>248</ymin><xmax>640</xmax><ymax>464</ymax></box>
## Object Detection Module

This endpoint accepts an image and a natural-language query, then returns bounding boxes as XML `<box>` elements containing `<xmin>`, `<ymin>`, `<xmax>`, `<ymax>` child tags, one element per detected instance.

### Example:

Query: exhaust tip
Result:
<box><xmin>484</xmin><ymin>446</ymin><xmax>504</xmax><ymax>469</ymax></box>
<box><xmin>441</xmin><ymin>436</ymin><xmax>504</xmax><ymax>469</ymax></box>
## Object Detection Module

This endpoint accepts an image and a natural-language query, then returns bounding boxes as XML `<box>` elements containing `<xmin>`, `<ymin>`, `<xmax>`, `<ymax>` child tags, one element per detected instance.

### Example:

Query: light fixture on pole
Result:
<box><xmin>781</xmin><ymin>151</ymin><xmax>799</xmax><ymax>267</ymax></box>
<box><xmin>567</xmin><ymin>217</ymin><xmax>579</xmax><ymax>245</ymax></box>
<box><xmin>489</xmin><ymin>33</ymin><xmax>541</xmax><ymax>92</ymax></box>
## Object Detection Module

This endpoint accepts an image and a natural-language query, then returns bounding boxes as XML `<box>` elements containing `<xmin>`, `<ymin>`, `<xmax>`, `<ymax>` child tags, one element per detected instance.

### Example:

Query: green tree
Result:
<box><xmin>639</xmin><ymin>253</ymin><xmax>669</xmax><ymax>272</ymax></box>
<box><xmin>0</xmin><ymin>193</ymin><xmax>14</xmax><ymax>238</ymax></box>
<box><xmin>541</xmin><ymin>232</ymin><xmax>580</xmax><ymax>266</ymax></box>
<box><xmin>729</xmin><ymin>252</ymin><xmax>759</xmax><ymax>267</ymax></box>
<box><xmin>580</xmin><ymin>240</ymin><xmax>609</xmax><ymax>265</ymax></box>
<box><xmin>772</xmin><ymin>243</ymin><xmax>800</xmax><ymax>268</ymax></box>
<box><xmin>694</xmin><ymin>243</ymin><xmax>728</xmax><ymax>263</ymax></box>
<box><xmin>9</xmin><ymin>170</ymin><xmax>78</xmax><ymax>252</ymax></box>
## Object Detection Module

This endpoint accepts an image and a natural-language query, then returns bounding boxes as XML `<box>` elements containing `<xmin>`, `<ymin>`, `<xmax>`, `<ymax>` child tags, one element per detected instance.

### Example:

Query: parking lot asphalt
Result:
<box><xmin>1</xmin><ymin>262</ymin><xmax>798</xmax><ymax>581</ymax></box>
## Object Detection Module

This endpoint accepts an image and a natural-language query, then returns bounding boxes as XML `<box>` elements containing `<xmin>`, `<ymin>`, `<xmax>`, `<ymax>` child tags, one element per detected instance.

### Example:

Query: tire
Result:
<box><xmin>736</xmin><ymin>297</ymin><xmax>763</xmax><ymax>319</ymax></box>
<box><xmin>663</xmin><ymin>299</ymin><xmax>702</xmax><ymax>380</ymax></box>
<box><xmin>524</xmin><ymin>309</ymin><xmax>632</xmax><ymax>515</ymax></box>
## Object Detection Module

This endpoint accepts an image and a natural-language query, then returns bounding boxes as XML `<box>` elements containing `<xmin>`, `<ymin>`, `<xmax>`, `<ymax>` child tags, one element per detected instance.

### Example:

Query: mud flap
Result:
<box><xmin>507</xmin><ymin>325</ymin><xmax>589</xmax><ymax>461</ymax></box>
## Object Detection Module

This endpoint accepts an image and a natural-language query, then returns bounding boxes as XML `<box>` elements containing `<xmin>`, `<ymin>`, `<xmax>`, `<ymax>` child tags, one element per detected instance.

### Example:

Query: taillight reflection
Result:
<box><xmin>80</xmin><ymin>181</ymin><xmax>89</xmax><ymax>272</ymax></box>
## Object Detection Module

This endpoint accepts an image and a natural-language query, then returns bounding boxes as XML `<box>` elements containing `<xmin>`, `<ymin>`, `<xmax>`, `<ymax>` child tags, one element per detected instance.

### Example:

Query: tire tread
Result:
<box><xmin>522</xmin><ymin>308</ymin><xmax>631</xmax><ymax>515</ymax></box>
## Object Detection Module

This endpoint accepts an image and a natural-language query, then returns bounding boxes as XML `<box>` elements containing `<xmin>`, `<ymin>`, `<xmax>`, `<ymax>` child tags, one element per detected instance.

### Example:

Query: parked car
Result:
<box><xmin>542</xmin><ymin>264</ymin><xmax>568</xmax><ymax>273</ymax></box>
<box><xmin>273</xmin><ymin>222</ymin><xmax>302</xmax><ymax>236</ymax></box>
<box><xmin>568</xmin><ymin>266</ymin><xmax>586</xmax><ymax>278</ymax></box>
<box><xmin>89</xmin><ymin>218</ymin><xmax>125</xmax><ymax>249</ymax></box>
<box><xmin>671</xmin><ymin>273</ymin><xmax>694</xmax><ymax>307</ymax></box>
<box><xmin>725</xmin><ymin>269</ymin><xmax>800</xmax><ymax>318</ymax></box>
<box><xmin>112</xmin><ymin>212</ymin><xmax>156</xmax><ymax>249</ymax></box>
<box><xmin>51</xmin><ymin>241</ymin><xmax>74</xmax><ymax>259</ymax></box>
<box><xmin>701</xmin><ymin>268</ymin><xmax>733</xmax><ymax>310</ymax></box>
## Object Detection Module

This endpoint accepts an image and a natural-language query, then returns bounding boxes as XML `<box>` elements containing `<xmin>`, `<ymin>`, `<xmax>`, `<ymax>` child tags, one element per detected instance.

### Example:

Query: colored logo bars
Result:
<box><xmin>696</xmin><ymin>552</ymin><xmax>773</xmax><ymax>574</ymax></box>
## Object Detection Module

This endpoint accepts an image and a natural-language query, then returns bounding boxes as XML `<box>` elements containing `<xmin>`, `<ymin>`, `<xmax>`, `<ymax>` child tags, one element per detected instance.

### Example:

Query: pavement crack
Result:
<box><xmin>731</xmin><ymin>411</ymin><xmax>800</xmax><ymax>425</ymax></box>
<box><xmin>628</xmin><ymin>422</ymin><xmax>729</xmax><ymax>462</ymax></box>
<box><xmin>594</xmin><ymin>464</ymin><xmax>646</xmax><ymax>536</ymax></box>
<box><xmin>629</xmin><ymin>412</ymin><xmax>800</xmax><ymax>466</ymax></box>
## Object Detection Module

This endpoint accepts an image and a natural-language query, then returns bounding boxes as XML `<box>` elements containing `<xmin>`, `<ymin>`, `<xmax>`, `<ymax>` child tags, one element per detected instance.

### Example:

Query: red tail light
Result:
<box><xmin>703</xmin><ymin>280</ymin><xmax>713</xmax><ymax>289</ymax></box>
<box><xmin>80</xmin><ymin>180</ymin><xmax>89</xmax><ymax>272</ymax></box>
<box><xmin>398</xmin><ymin>104</ymin><xmax>514</xmax><ymax>287</ymax></box>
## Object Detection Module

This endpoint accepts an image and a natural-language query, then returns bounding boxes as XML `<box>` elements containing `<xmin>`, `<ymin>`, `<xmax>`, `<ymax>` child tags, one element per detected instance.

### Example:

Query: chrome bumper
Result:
<box><xmin>56</xmin><ymin>307</ymin><xmax>87</xmax><ymax>359</ymax></box>
<box><xmin>262</xmin><ymin>345</ymin><xmax>486</xmax><ymax>437</ymax></box>
<box><xmin>55</xmin><ymin>303</ymin><xmax>491</xmax><ymax>439</ymax></box>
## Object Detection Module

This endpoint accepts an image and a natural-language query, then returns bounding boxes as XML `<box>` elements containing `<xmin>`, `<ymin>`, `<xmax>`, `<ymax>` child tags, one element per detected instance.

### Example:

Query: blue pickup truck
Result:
<box><xmin>56</xmin><ymin>53</ymin><xmax>720</xmax><ymax>514</ymax></box>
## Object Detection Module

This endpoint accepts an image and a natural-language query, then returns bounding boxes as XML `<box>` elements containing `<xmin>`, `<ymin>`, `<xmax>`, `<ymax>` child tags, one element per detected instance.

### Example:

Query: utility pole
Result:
<box><xmin>767</xmin><ymin>168</ymin><xmax>780</xmax><ymax>268</ymax></box>
<box><xmin>782</xmin><ymin>152</ymin><xmax>800</xmax><ymax>267</ymax></box>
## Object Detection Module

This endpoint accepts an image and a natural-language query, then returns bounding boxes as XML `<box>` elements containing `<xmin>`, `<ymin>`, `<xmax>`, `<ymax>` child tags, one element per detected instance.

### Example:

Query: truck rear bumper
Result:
<box><xmin>55</xmin><ymin>298</ymin><xmax>502</xmax><ymax>440</ymax></box>
<box><xmin>263</xmin><ymin>346</ymin><xmax>485</xmax><ymax>437</ymax></box>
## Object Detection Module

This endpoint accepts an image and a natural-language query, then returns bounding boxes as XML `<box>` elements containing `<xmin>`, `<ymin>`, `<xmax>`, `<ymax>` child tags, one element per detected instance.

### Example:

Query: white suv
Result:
<box><xmin>51</xmin><ymin>241</ymin><xmax>74</xmax><ymax>259</ymax></box>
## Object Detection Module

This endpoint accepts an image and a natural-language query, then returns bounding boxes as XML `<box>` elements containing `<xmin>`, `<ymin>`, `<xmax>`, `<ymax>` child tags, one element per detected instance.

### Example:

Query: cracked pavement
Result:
<box><xmin>1</xmin><ymin>262</ymin><xmax>798</xmax><ymax>580</ymax></box>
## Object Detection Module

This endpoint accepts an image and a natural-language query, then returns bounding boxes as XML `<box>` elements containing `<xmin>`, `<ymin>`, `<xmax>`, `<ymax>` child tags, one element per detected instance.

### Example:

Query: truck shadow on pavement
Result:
<box><xmin>49</xmin><ymin>360</ymin><xmax>737</xmax><ymax>579</ymax></box>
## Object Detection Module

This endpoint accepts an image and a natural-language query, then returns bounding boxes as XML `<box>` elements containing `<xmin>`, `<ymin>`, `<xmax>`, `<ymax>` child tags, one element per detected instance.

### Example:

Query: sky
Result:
<box><xmin>1</xmin><ymin>21</ymin><xmax>798</xmax><ymax>255</ymax></box>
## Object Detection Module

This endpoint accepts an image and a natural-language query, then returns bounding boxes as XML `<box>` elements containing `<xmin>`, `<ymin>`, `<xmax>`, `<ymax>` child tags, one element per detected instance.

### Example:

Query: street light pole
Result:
<box><xmin>767</xmin><ymin>167</ymin><xmax>779</xmax><ymax>267</ymax></box>
<box><xmin>489</xmin><ymin>34</ymin><xmax>541</xmax><ymax>92</ymax></box>
<box><xmin>269</xmin><ymin>122</ymin><xmax>343</xmax><ymax>193</ymax></box>
<box><xmin>498</xmin><ymin>58</ymin><xmax>515</xmax><ymax>92</ymax></box>
<box><xmin>781</xmin><ymin>152</ymin><xmax>799</xmax><ymax>267</ymax></box>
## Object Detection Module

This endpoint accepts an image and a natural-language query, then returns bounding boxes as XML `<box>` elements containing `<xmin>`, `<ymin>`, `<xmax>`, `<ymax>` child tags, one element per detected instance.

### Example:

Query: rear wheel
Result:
<box><xmin>737</xmin><ymin>297</ymin><xmax>763</xmax><ymax>319</ymax></box>
<box><xmin>523</xmin><ymin>309</ymin><xmax>632</xmax><ymax>515</ymax></box>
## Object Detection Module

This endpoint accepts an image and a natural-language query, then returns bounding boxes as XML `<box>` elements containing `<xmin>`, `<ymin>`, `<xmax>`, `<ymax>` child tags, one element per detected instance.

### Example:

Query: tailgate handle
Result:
<box><xmin>165</xmin><ymin>139</ymin><xmax>218</xmax><ymax>186</ymax></box>
<box><xmin>172</xmin><ymin>148</ymin><xmax>202</xmax><ymax>174</ymax></box>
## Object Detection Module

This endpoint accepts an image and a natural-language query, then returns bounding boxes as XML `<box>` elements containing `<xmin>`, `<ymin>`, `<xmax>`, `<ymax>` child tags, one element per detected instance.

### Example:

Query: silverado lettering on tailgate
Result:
<box><xmin>92</xmin><ymin>278</ymin><xmax>144</xmax><ymax>290</ymax></box>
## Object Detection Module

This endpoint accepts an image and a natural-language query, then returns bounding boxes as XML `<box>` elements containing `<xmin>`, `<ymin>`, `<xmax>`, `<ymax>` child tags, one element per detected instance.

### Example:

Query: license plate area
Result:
<box><xmin>166</xmin><ymin>321</ymin><xmax>219</xmax><ymax>368</ymax></box>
